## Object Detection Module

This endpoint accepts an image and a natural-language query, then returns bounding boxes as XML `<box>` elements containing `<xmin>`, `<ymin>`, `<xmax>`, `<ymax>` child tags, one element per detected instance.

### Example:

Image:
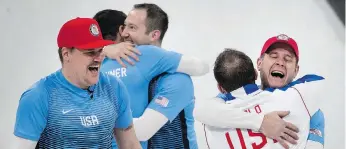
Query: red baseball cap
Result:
<box><xmin>260</xmin><ymin>34</ymin><xmax>299</xmax><ymax>60</ymax></box>
<box><xmin>57</xmin><ymin>17</ymin><xmax>113</xmax><ymax>50</ymax></box>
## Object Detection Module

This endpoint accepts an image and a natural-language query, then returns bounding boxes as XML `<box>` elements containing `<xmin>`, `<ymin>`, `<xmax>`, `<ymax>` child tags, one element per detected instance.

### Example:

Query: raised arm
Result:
<box><xmin>138</xmin><ymin>45</ymin><xmax>209</xmax><ymax>77</ymax></box>
<box><xmin>176</xmin><ymin>55</ymin><xmax>209</xmax><ymax>76</ymax></box>
<box><xmin>103</xmin><ymin>43</ymin><xmax>209</xmax><ymax>77</ymax></box>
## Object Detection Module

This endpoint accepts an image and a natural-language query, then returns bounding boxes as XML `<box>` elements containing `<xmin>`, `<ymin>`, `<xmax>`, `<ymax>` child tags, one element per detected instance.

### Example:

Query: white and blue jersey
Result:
<box><xmin>147</xmin><ymin>73</ymin><xmax>197</xmax><ymax>149</ymax></box>
<box><xmin>101</xmin><ymin>45</ymin><xmax>182</xmax><ymax>148</ymax></box>
<box><xmin>14</xmin><ymin>69</ymin><xmax>132</xmax><ymax>149</ymax></box>
<box><xmin>204</xmin><ymin>74</ymin><xmax>325</xmax><ymax>149</ymax></box>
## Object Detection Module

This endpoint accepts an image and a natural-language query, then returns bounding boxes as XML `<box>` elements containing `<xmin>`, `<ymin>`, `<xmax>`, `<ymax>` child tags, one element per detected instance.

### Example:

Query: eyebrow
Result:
<box><xmin>84</xmin><ymin>48</ymin><xmax>102</xmax><ymax>52</ymax></box>
<box><xmin>269</xmin><ymin>52</ymin><xmax>294</xmax><ymax>59</ymax></box>
<box><xmin>268</xmin><ymin>51</ymin><xmax>277</xmax><ymax>54</ymax></box>
<box><xmin>125</xmin><ymin>22</ymin><xmax>137</xmax><ymax>27</ymax></box>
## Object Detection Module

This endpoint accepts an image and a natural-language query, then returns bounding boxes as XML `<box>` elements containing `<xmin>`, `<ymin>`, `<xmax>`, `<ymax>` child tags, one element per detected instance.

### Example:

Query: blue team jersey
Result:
<box><xmin>101</xmin><ymin>45</ymin><xmax>182</xmax><ymax>117</ymax></box>
<box><xmin>14</xmin><ymin>69</ymin><xmax>132</xmax><ymax>149</ymax></box>
<box><xmin>101</xmin><ymin>45</ymin><xmax>181</xmax><ymax>149</ymax></box>
<box><xmin>147</xmin><ymin>73</ymin><xmax>197</xmax><ymax>149</ymax></box>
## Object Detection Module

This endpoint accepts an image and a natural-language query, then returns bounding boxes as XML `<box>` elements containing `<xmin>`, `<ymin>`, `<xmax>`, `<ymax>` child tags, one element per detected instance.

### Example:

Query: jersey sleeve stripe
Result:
<box><xmin>307</xmin><ymin>109</ymin><xmax>325</xmax><ymax>145</ymax></box>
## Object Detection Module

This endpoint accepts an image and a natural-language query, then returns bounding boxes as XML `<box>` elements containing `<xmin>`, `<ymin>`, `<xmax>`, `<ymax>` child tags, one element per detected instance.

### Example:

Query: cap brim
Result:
<box><xmin>264</xmin><ymin>40</ymin><xmax>298</xmax><ymax>58</ymax></box>
<box><xmin>75</xmin><ymin>40</ymin><xmax>114</xmax><ymax>50</ymax></box>
<box><xmin>264</xmin><ymin>40</ymin><xmax>290</xmax><ymax>52</ymax></box>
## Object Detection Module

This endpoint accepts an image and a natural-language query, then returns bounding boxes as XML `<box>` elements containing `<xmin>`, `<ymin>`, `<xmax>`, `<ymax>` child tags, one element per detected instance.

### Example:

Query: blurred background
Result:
<box><xmin>0</xmin><ymin>0</ymin><xmax>344</xmax><ymax>148</ymax></box>
<box><xmin>326</xmin><ymin>0</ymin><xmax>345</xmax><ymax>25</ymax></box>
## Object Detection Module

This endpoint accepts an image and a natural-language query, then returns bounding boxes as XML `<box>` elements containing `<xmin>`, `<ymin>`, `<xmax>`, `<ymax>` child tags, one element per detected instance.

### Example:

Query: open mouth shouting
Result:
<box><xmin>268</xmin><ymin>69</ymin><xmax>287</xmax><ymax>87</ymax></box>
<box><xmin>271</xmin><ymin>70</ymin><xmax>285</xmax><ymax>79</ymax></box>
<box><xmin>88</xmin><ymin>65</ymin><xmax>100</xmax><ymax>76</ymax></box>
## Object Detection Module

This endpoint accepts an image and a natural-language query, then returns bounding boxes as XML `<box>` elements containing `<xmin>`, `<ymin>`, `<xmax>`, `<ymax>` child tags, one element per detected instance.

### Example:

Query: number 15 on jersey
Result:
<box><xmin>225</xmin><ymin>105</ymin><xmax>278</xmax><ymax>149</ymax></box>
<box><xmin>225</xmin><ymin>129</ymin><xmax>278</xmax><ymax>149</ymax></box>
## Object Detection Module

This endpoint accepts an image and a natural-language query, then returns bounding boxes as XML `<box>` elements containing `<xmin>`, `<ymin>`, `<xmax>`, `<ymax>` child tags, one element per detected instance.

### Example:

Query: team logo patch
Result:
<box><xmin>276</xmin><ymin>34</ymin><xmax>290</xmax><ymax>41</ymax></box>
<box><xmin>89</xmin><ymin>24</ymin><xmax>99</xmax><ymax>36</ymax></box>
<box><xmin>155</xmin><ymin>96</ymin><xmax>169</xmax><ymax>107</ymax></box>
<box><xmin>309</xmin><ymin>129</ymin><xmax>322</xmax><ymax>137</ymax></box>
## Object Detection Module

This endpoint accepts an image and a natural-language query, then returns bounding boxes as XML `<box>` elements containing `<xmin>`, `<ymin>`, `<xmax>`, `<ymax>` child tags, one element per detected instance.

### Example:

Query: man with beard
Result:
<box><xmin>95</xmin><ymin>5</ymin><xmax>206</xmax><ymax>149</ymax></box>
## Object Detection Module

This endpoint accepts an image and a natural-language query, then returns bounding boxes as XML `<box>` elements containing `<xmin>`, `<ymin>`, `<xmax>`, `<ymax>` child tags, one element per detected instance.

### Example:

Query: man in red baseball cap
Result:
<box><xmin>257</xmin><ymin>34</ymin><xmax>300</xmax><ymax>89</ymax></box>
<box><xmin>254</xmin><ymin>34</ymin><xmax>302</xmax><ymax>147</ymax></box>
<box><xmin>13</xmin><ymin>17</ymin><xmax>141</xmax><ymax>149</ymax></box>
<box><xmin>56</xmin><ymin>17</ymin><xmax>115</xmax><ymax>87</ymax></box>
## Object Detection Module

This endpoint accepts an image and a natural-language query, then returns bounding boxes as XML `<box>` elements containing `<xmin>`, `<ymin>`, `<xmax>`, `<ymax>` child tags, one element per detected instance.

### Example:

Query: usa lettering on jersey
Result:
<box><xmin>80</xmin><ymin>115</ymin><xmax>99</xmax><ymax>127</ymax></box>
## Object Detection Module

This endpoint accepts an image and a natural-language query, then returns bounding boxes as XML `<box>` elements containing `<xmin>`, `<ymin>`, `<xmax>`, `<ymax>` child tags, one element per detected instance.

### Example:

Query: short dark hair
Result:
<box><xmin>58</xmin><ymin>48</ymin><xmax>63</xmax><ymax>63</ymax></box>
<box><xmin>134</xmin><ymin>3</ymin><xmax>169</xmax><ymax>41</ymax></box>
<box><xmin>58</xmin><ymin>48</ymin><xmax>74</xmax><ymax>63</ymax></box>
<box><xmin>93</xmin><ymin>9</ymin><xmax>127</xmax><ymax>40</ymax></box>
<box><xmin>214</xmin><ymin>48</ymin><xmax>257</xmax><ymax>92</ymax></box>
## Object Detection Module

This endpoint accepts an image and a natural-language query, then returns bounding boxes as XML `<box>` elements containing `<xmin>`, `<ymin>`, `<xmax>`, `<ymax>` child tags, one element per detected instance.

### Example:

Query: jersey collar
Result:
<box><xmin>218</xmin><ymin>84</ymin><xmax>260</xmax><ymax>101</ymax></box>
<box><xmin>218</xmin><ymin>74</ymin><xmax>324</xmax><ymax>101</ymax></box>
<box><xmin>55</xmin><ymin>69</ymin><xmax>95</xmax><ymax>98</ymax></box>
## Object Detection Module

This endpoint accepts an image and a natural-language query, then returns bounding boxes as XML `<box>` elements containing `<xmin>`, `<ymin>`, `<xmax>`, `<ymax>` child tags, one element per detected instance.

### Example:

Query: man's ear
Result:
<box><xmin>293</xmin><ymin>64</ymin><xmax>300</xmax><ymax>78</ymax></box>
<box><xmin>149</xmin><ymin>30</ymin><xmax>161</xmax><ymax>41</ymax></box>
<box><xmin>61</xmin><ymin>47</ymin><xmax>72</xmax><ymax>63</ymax></box>
<box><xmin>217</xmin><ymin>83</ymin><xmax>227</xmax><ymax>93</ymax></box>
<box><xmin>118</xmin><ymin>25</ymin><xmax>124</xmax><ymax>35</ymax></box>
<box><xmin>257</xmin><ymin>57</ymin><xmax>263</xmax><ymax>71</ymax></box>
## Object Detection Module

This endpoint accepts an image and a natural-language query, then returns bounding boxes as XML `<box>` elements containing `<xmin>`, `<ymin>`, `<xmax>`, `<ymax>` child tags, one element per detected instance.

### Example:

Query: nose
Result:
<box><xmin>275</xmin><ymin>58</ymin><xmax>285</xmax><ymax>66</ymax></box>
<box><xmin>93</xmin><ymin>51</ymin><xmax>104</xmax><ymax>62</ymax></box>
